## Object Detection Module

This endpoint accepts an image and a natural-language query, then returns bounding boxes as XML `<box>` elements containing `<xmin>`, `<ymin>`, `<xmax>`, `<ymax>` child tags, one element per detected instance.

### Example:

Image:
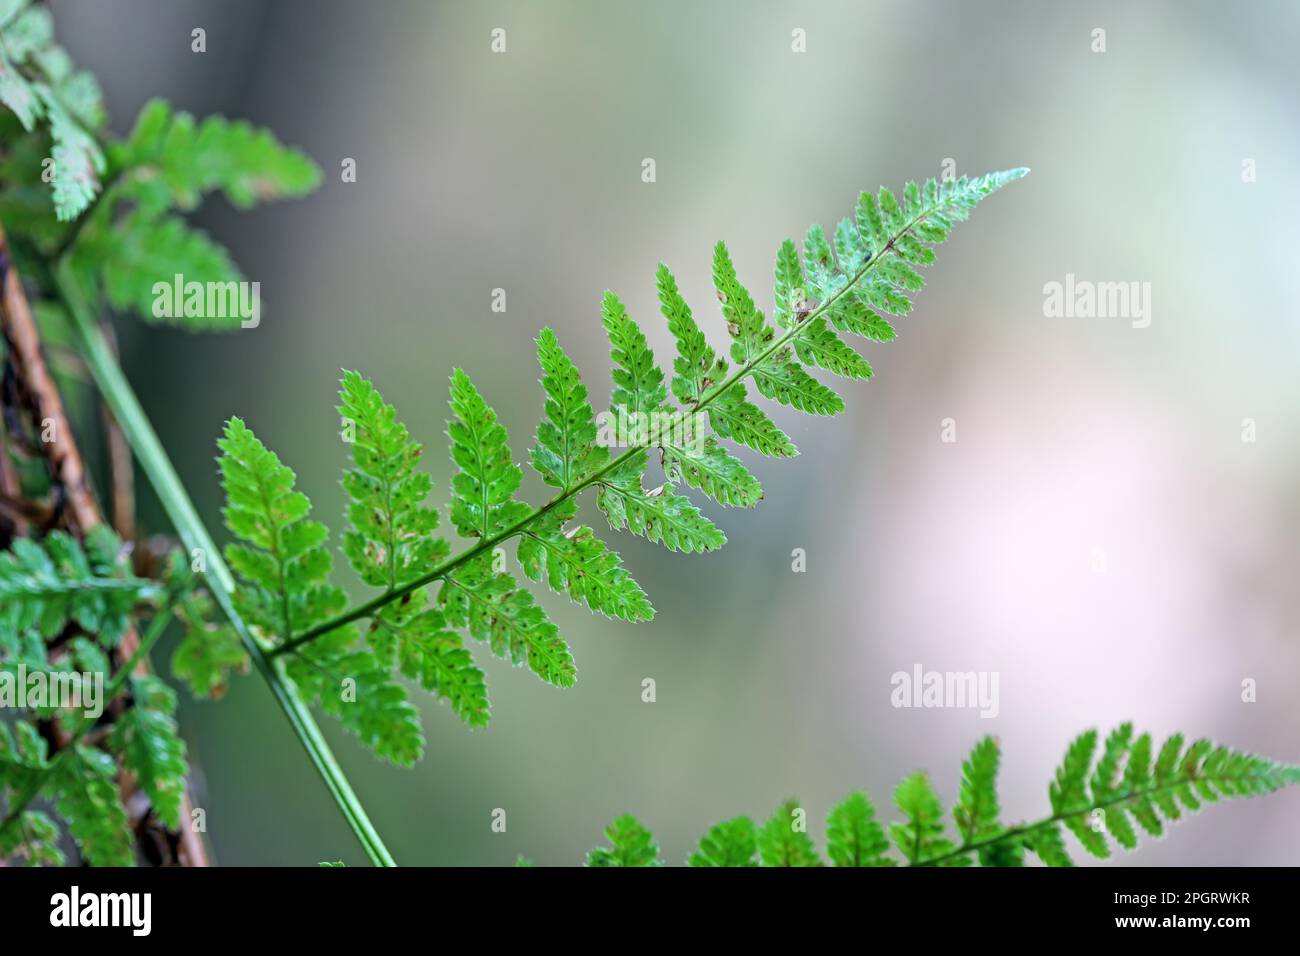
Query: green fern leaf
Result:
<box><xmin>773</xmin><ymin>238</ymin><xmax>807</xmax><ymax>329</ymax></box>
<box><xmin>371</xmin><ymin>598</ymin><xmax>489</xmax><ymax>728</ymax></box>
<box><xmin>602</xmin><ymin>291</ymin><xmax>667</xmax><ymax>416</ymax></box>
<box><xmin>0</xmin><ymin>2</ymin><xmax>105</xmax><ymax>219</ymax></box>
<box><xmin>1027</xmin><ymin>725</ymin><xmax>1300</xmax><ymax>866</ymax></box>
<box><xmin>95</xmin><ymin>210</ymin><xmax>244</xmax><ymax>327</ymax></box>
<box><xmin>117</xmin><ymin>98</ymin><xmax>320</xmax><ymax>213</ymax></box>
<box><xmin>0</xmin><ymin>718</ymin><xmax>48</xmax><ymax>792</ymax></box>
<box><xmin>171</xmin><ymin>609</ymin><xmax>247</xmax><ymax>701</ymax></box>
<box><xmin>713</xmin><ymin>240</ymin><xmax>777</xmax><ymax>365</ymax></box>
<box><xmin>688</xmin><ymin>815</ymin><xmax>758</xmax><ymax>867</ymax></box>
<box><xmin>219</xmin><ymin>417</ymin><xmax>423</xmax><ymax>764</ymax></box>
<box><xmin>339</xmin><ymin>370</ymin><xmax>448</xmax><ymax>589</ymax></box>
<box><xmin>167</xmin><ymin>556</ymin><xmax>249</xmax><ymax>700</ymax></box>
<box><xmin>218</xmin><ymin>417</ymin><xmax>337</xmax><ymax>641</ymax></box>
<box><xmin>752</xmin><ymin>359</ymin><xmax>844</xmax><ymax>416</ymax></box>
<box><xmin>0</xmin><ymin>808</ymin><xmax>64</xmax><ymax>866</ymax></box>
<box><xmin>757</xmin><ymin>799</ymin><xmax>822</xmax><ymax>866</ymax></box>
<box><xmin>658</xmin><ymin>263</ymin><xmax>725</xmax><ymax>405</ymax></box>
<box><xmin>585</xmin><ymin>814</ymin><xmax>662</xmax><ymax>867</ymax></box>
<box><xmin>707</xmin><ymin>385</ymin><xmax>797</xmax><ymax>458</ymax></box>
<box><xmin>1023</xmin><ymin>824</ymin><xmax>1073</xmax><ymax>867</ymax></box>
<box><xmin>517</xmin><ymin>499</ymin><xmax>653</xmax><ymax>622</ymax></box>
<box><xmin>54</xmin><ymin>745</ymin><xmax>133</xmax><ymax>867</ymax></box>
<box><xmin>109</xmin><ymin>674</ymin><xmax>187</xmax><ymax>829</ymax></box>
<box><xmin>1051</xmin><ymin>729</ymin><xmax>1109</xmax><ymax>859</ymax></box>
<box><xmin>0</xmin><ymin>529</ymin><xmax>157</xmax><ymax>648</ymax></box>
<box><xmin>792</xmin><ymin>317</ymin><xmax>873</xmax><ymax>380</ymax></box>
<box><xmin>291</xmin><ymin>634</ymin><xmax>425</xmax><ymax>767</ymax></box>
<box><xmin>441</xmin><ymin>555</ymin><xmax>575</xmax><ymax>688</ymax></box>
<box><xmin>531</xmin><ymin>328</ymin><xmax>609</xmax><ymax>490</ymax></box>
<box><xmin>826</xmin><ymin>791</ymin><xmax>893</xmax><ymax>866</ymax></box>
<box><xmin>955</xmin><ymin>736</ymin><xmax>1001</xmax><ymax>843</ymax></box>
<box><xmin>890</xmin><ymin>772</ymin><xmax>959</xmax><ymax>865</ymax></box>
<box><xmin>595</xmin><ymin>450</ymin><xmax>726</xmax><ymax>553</ymax></box>
<box><xmin>661</xmin><ymin>436</ymin><xmax>763</xmax><ymax>509</ymax></box>
<box><xmin>447</xmin><ymin>369</ymin><xmax>531</xmax><ymax>539</ymax></box>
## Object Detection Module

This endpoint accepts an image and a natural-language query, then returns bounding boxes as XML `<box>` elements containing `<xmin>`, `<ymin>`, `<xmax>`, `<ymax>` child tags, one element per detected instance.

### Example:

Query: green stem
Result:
<box><xmin>0</xmin><ymin>600</ymin><xmax>174</xmax><ymax>834</ymax></box>
<box><xmin>274</xmin><ymin>203</ymin><xmax>920</xmax><ymax>658</ymax></box>
<box><xmin>52</xmin><ymin>261</ymin><xmax>396</xmax><ymax>867</ymax></box>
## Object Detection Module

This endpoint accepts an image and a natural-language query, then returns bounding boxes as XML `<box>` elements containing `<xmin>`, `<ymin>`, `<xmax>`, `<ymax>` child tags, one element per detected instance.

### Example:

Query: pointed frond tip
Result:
<box><xmin>573</xmin><ymin>725</ymin><xmax>1297</xmax><ymax>866</ymax></box>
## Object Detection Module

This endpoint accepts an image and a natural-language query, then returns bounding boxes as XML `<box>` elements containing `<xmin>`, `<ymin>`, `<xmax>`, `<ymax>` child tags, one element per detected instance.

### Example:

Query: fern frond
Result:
<box><xmin>0</xmin><ymin>528</ymin><xmax>157</xmax><ymax>649</ymax></box>
<box><xmin>660</xmin><ymin>437</ymin><xmax>763</xmax><ymax>509</ymax></box>
<box><xmin>706</xmin><ymin>386</ymin><xmax>798</xmax><ymax>459</ymax></box>
<box><xmin>658</xmin><ymin>262</ymin><xmax>725</xmax><ymax>406</ymax></box>
<box><xmin>584</xmin><ymin>814</ymin><xmax>661</xmax><ymax>867</ymax></box>
<box><xmin>891</xmin><ymin>772</ymin><xmax>960</xmax><ymax>865</ymax></box>
<box><xmin>158</xmin><ymin>549</ymin><xmax>249</xmax><ymax>701</ymax></box>
<box><xmin>218</xmin><ymin>417</ymin><xmax>423</xmax><ymax>764</ymax></box>
<box><xmin>757</xmin><ymin>799</ymin><xmax>822</xmax><ymax>867</ymax></box>
<box><xmin>339</xmin><ymin>370</ymin><xmax>448</xmax><ymax>589</ymax></box>
<box><xmin>116</xmin><ymin>99</ymin><xmax>320</xmax><ymax>213</ymax></box>
<box><xmin>55</xmin><ymin>97</ymin><xmax>321</xmax><ymax>327</ymax></box>
<box><xmin>713</xmin><ymin>240</ymin><xmax>777</xmax><ymax>366</ymax></box>
<box><xmin>531</xmin><ymin>328</ymin><xmax>609</xmax><ymax>491</ymax></box>
<box><xmin>94</xmin><ymin>209</ymin><xmax>242</xmax><ymax>326</ymax></box>
<box><xmin>517</xmin><ymin>499</ymin><xmax>653</xmax><ymax>622</ymax></box>
<box><xmin>688</xmin><ymin>816</ymin><xmax>758</xmax><ymax>867</ymax></box>
<box><xmin>109</xmin><ymin>675</ymin><xmax>187</xmax><ymax>829</ymax></box>
<box><xmin>53</xmin><ymin>746</ymin><xmax>133</xmax><ymax>866</ymax></box>
<box><xmin>447</xmin><ymin>369</ymin><xmax>531</xmax><ymax>539</ymax></box>
<box><xmin>826</xmin><ymin>791</ymin><xmax>893</xmax><ymax>867</ymax></box>
<box><xmin>0</xmin><ymin>1</ymin><xmax>105</xmax><ymax>219</ymax></box>
<box><xmin>371</xmin><ymin>599</ymin><xmax>489</xmax><ymax>728</ymax></box>
<box><xmin>0</xmin><ymin>808</ymin><xmax>63</xmax><ymax>866</ymax></box>
<box><xmin>248</xmin><ymin>169</ymin><xmax>1028</xmax><ymax>754</ymax></box>
<box><xmin>441</xmin><ymin>556</ymin><xmax>575</xmax><ymax>688</ymax></box>
<box><xmin>595</xmin><ymin>450</ymin><xmax>726</xmax><ymax>553</ymax></box>
<box><xmin>171</xmin><ymin>588</ymin><xmax>249</xmax><ymax>701</ymax></box>
<box><xmin>602</xmin><ymin>292</ymin><xmax>667</xmax><ymax>416</ymax></box>
<box><xmin>571</xmin><ymin>724</ymin><xmax>1299</xmax><ymax>867</ymax></box>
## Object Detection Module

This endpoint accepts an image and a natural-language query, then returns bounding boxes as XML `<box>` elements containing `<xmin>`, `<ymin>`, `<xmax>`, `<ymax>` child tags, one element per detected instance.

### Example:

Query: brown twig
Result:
<box><xmin>0</xmin><ymin>222</ymin><xmax>209</xmax><ymax>867</ymax></box>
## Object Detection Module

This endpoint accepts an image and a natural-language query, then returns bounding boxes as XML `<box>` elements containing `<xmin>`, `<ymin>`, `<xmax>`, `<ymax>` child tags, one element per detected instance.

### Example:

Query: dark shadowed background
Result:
<box><xmin>46</xmin><ymin>0</ymin><xmax>1300</xmax><ymax>864</ymax></box>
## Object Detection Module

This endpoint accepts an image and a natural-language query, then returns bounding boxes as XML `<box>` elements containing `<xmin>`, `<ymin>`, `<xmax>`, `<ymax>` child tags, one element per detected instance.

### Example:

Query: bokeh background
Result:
<box><xmin>46</xmin><ymin>0</ymin><xmax>1300</xmax><ymax>865</ymax></box>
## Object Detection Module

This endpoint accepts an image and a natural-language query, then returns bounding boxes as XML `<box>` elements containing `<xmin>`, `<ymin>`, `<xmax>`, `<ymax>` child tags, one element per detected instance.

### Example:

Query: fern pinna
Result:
<box><xmin>213</xmin><ymin>169</ymin><xmax>1027</xmax><ymax>761</ymax></box>
<box><xmin>580</xmin><ymin>727</ymin><xmax>1300</xmax><ymax>867</ymax></box>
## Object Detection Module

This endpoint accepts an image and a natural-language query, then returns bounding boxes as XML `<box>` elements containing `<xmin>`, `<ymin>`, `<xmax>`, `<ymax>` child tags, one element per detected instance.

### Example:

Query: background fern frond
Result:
<box><xmin>109</xmin><ymin>674</ymin><xmax>188</xmax><ymax>830</ymax></box>
<box><xmin>757</xmin><ymin>799</ymin><xmax>822</xmax><ymax>867</ymax></box>
<box><xmin>584</xmin><ymin>813</ymin><xmax>661</xmax><ymax>867</ymax></box>
<box><xmin>688</xmin><ymin>816</ymin><xmax>758</xmax><ymax>867</ymax></box>
<box><xmin>570</xmin><ymin>725</ymin><xmax>1295</xmax><ymax>867</ymax></box>
<box><xmin>826</xmin><ymin>791</ymin><xmax>893</xmax><ymax>867</ymax></box>
<box><xmin>0</xmin><ymin>0</ymin><xmax>105</xmax><ymax>219</ymax></box>
<box><xmin>0</xmin><ymin>528</ymin><xmax>157</xmax><ymax>650</ymax></box>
